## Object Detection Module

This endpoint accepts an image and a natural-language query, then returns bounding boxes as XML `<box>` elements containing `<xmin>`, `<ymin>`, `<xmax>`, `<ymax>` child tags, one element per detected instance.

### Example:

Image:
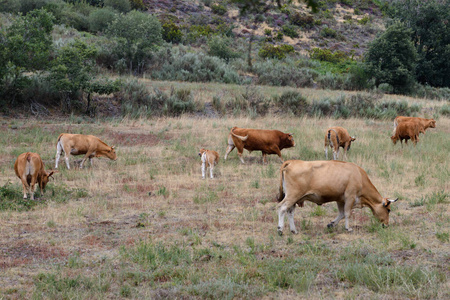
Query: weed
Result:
<box><xmin>435</xmin><ymin>232</ymin><xmax>449</xmax><ymax>243</ymax></box>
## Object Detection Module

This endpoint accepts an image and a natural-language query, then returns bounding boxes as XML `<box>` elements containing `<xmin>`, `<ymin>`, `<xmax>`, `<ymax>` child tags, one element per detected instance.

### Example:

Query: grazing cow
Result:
<box><xmin>14</xmin><ymin>152</ymin><xmax>56</xmax><ymax>200</ymax></box>
<box><xmin>55</xmin><ymin>133</ymin><xmax>117</xmax><ymax>169</ymax></box>
<box><xmin>393</xmin><ymin>116</ymin><xmax>436</xmax><ymax>136</ymax></box>
<box><xmin>277</xmin><ymin>160</ymin><xmax>397</xmax><ymax>234</ymax></box>
<box><xmin>324</xmin><ymin>126</ymin><xmax>356</xmax><ymax>160</ymax></box>
<box><xmin>198</xmin><ymin>148</ymin><xmax>219</xmax><ymax>179</ymax></box>
<box><xmin>224</xmin><ymin>127</ymin><xmax>295</xmax><ymax>164</ymax></box>
<box><xmin>391</xmin><ymin>121</ymin><xmax>420</xmax><ymax>146</ymax></box>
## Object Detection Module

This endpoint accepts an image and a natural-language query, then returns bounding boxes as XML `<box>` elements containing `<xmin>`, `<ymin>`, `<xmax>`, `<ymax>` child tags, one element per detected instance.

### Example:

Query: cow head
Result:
<box><xmin>198</xmin><ymin>148</ymin><xmax>207</xmax><ymax>157</ymax></box>
<box><xmin>105</xmin><ymin>146</ymin><xmax>117</xmax><ymax>161</ymax></box>
<box><xmin>284</xmin><ymin>133</ymin><xmax>295</xmax><ymax>148</ymax></box>
<box><xmin>390</xmin><ymin>135</ymin><xmax>398</xmax><ymax>144</ymax></box>
<box><xmin>376</xmin><ymin>198</ymin><xmax>398</xmax><ymax>226</ymax></box>
<box><xmin>427</xmin><ymin>119</ymin><xmax>436</xmax><ymax>129</ymax></box>
<box><xmin>347</xmin><ymin>136</ymin><xmax>356</xmax><ymax>150</ymax></box>
<box><xmin>39</xmin><ymin>170</ymin><xmax>57</xmax><ymax>194</ymax></box>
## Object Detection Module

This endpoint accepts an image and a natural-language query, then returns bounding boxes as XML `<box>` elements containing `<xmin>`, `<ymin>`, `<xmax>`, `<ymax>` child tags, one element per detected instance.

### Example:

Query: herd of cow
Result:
<box><xmin>13</xmin><ymin>116</ymin><xmax>436</xmax><ymax>234</ymax></box>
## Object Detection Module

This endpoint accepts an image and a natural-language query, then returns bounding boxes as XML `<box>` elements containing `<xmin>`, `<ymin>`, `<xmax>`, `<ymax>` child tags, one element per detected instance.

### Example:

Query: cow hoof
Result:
<box><xmin>290</xmin><ymin>229</ymin><xmax>298</xmax><ymax>234</ymax></box>
<box><xmin>327</xmin><ymin>223</ymin><xmax>334</xmax><ymax>228</ymax></box>
<box><xmin>346</xmin><ymin>228</ymin><xmax>353</xmax><ymax>232</ymax></box>
<box><xmin>277</xmin><ymin>228</ymin><xmax>283</xmax><ymax>236</ymax></box>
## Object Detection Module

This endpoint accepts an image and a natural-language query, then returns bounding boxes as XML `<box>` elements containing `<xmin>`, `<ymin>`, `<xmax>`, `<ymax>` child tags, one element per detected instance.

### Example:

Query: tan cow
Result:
<box><xmin>324</xmin><ymin>126</ymin><xmax>356</xmax><ymax>160</ymax></box>
<box><xmin>198</xmin><ymin>148</ymin><xmax>219</xmax><ymax>179</ymax></box>
<box><xmin>224</xmin><ymin>127</ymin><xmax>295</xmax><ymax>164</ymax></box>
<box><xmin>55</xmin><ymin>133</ymin><xmax>117</xmax><ymax>169</ymax></box>
<box><xmin>277</xmin><ymin>160</ymin><xmax>397</xmax><ymax>234</ymax></box>
<box><xmin>391</xmin><ymin>121</ymin><xmax>420</xmax><ymax>146</ymax></box>
<box><xmin>393</xmin><ymin>116</ymin><xmax>436</xmax><ymax>136</ymax></box>
<box><xmin>14</xmin><ymin>152</ymin><xmax>56</xmax><ymax>200</ymax></box>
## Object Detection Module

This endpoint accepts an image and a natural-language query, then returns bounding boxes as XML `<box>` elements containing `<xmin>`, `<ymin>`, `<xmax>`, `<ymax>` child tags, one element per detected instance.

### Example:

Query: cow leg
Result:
<box><xmin>20</xmin><ymin>177</ymin><xmax>29</xmax><ymax>199</ymax></box>
<box><xmin>29</xmin><ymin>177</ymin><xmax>37</xmax><ymax>200</ymax></box>
<box><xmin>287</xmin><ymin>205</ymin><xmax>298</xmax><ymax>234</ymax></box>
<box><xmin>80</xmin><ymin>152</ymin><xmax>93</xmax><ymax>168</ymax></box>
<box><xmin>55</xmin><ymin>141</ymin><xmax>63</xmax><ymax>169</ymax></box>
<box><xmin>201</xmin><ymin>161</ymin><xmax>206</xmax><ymax>179</ymax></box>
<box><xmin>262</xmin><ymin>153</ymin><xmax>268</xmax><ymax>164</ymax></box>
<box><xmin>277</xmin><ymin>203</ymin><xmax>288</xmax><ymax>235</ymax></box>
<box><xmin>224</xmin><ymin>144</ymin><xmax>235</xmax><ymax>160</ymax></box>
<box><xmin>209</xmin><ymin>163</ymin><xmax>214</xmax><ymax>179</ymax></box>
<box><xmin>236</xmin><ymin>148</ymin><xmax>245</xmax><ymax>164</ymax></box>
<box><xmin>333</xmin><ymin>148</ymin><xmax>338</xmax><ymax>160</ymax></box>
<box><xmin>325</xmin><ymin>146</ymin><xmax>328</xmax><ymax>160</ymax></box>
<box><xmin>328</xmin><ymin>202</ymin><xmax>345</xmax><ymax>228</ymax></box>
<box><xmin>344</xmin><ymin>200</ymin><xmax>354</xmax><ymax>232</ymax></box>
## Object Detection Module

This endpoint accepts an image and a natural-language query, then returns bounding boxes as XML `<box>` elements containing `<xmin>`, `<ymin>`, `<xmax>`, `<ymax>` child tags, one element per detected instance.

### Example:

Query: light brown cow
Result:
<box><xmin>14</xmin><ymin>152</ymin><xmax>56</xmax><ymax>200</ymax></box>
<box><xmin>393</xmin><ymin>116</ymin><xmax>436</xmax><ymax>136</ymax></box>
<box><xmin>277</xmin><ymin>160</ymin><xmax>397</xmax><ymax>234</ymax></box>
<box><xmin>198</xmin><ymin>148</ymin><xmax>219</xmax><ymax>179</ymax></box>
<box><xmin>224</xmin><ymin>127</ymin><xmax>295</xmax><ymax>164</ymax></box>
<box><xmin>324</xmin><ymin>126</ymin><xmax>356</xmax><ymax>160</ymax></box>
<box><xmin>391</xmin><ymin>121</ymin><xmax>420</xmax><ymax>146</ymax></box>
<box><xmin>55</xmin><ymin>133</ymin><xmax>117</xmax><ymax>169</ymax></box>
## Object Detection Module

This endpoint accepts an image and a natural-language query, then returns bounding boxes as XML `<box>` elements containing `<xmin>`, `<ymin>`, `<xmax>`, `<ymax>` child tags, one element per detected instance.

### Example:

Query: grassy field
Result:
<box><xmin>0</xmin><ymin>94</ymin><xmax>449</xmax><ymax>298</ymax></box>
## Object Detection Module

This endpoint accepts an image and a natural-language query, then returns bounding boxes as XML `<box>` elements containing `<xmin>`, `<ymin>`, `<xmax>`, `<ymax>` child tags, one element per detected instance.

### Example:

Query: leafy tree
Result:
<box><xmin>88</xmin><ymin>7</ymin><xmax>117</xmax><ymax>33</ymax></box>
<box><xmin>365</xmin><ymin>21</ymin><xmax>417</xmax><ymax>94</ymax></box>
<box><xmin>0</xmin><ymin>9</ymin><xmax>54</xmax><ymax>105</ymax></box>
<box><xmin>207</xmin><ymin>35</ymin><xmax>240</xmax><ymax>62</ymax></box>
<box><xmin>106</xmin><ymin>10</ymin><xmax>163</xmax><ymax>73</ymax></box>
<box><xmin>104</xmin><ymin>0</ymin><xmax>131</xmax><ymax>13</ymax></box>
<box><xmin>388</xmin><ymin>0</ymin><xmax>450</xmax><ymax>87</ymax></box>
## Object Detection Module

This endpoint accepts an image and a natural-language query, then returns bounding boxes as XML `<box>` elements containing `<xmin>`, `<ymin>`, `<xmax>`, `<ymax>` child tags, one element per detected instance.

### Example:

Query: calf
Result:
<box><xmin>14</xmin><ymin>152</ymin><xmax>56</xmax><ymax>200</ymax></box>
<box><xmin>391</xmin><ymin>121</ymin><xmax>419</xmax><ymax>146</ymax></box>
<box><xmin>224</xmin><ymin>127</ymin><xmax>295</xmax><ymax>164</ymax></box>
<box><xmin>55</xmin><ymin>133</ymin><xmax>117</xmax><ymax>169</ymax></box>
<box><xmin>199</xmin><ymin>148</ymin><xmax>219</xmax><ymax>179</ymax></box>
<box><xmin>393</xmin><ymin>116</ymin><xmax>436</xmax><ymax>136</ymax></box>
<box><xmin>277</xmin><ymin>160</ymin><xmax>397</xmax><ymax>234</ymax></box>
<box><xmin>324</xmin><ymin>126</ymin><xmax>356</xmax><ymax>160</ymax></box>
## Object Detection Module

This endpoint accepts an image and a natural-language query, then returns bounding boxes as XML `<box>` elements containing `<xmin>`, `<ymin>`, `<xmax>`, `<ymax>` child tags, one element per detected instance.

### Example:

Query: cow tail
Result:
<box><xmin>328</xmin><ymin>129</ymin><xmax>339</xmax><ymax>148</ymax></box>
<box><xmin>231</xmin><ymin>128</ymin><xmax>248</xmax><ymax>141</ymax></box>
<box><xmin>277</xmin><ymin>161</ymin><xmax>290</xmax><ymax>202</ymax></box>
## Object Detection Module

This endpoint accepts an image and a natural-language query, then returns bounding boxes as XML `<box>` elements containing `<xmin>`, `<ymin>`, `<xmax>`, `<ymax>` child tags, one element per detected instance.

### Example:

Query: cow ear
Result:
<box><xmin>48</xmin><ymin>170</ymin><xmax>58</xmax><ymax>178</ymax></box>
<box><xmin>288</xmin><ymin>133</ymin><xmax>293</xmax><ymax>136</ymax></box>
<box><xmin>351</xmin><ymin>136</ymin><xmax>356</xmax><ymax>141</ymax></box>
<box><xmin>111</xmin><ymin>146</ymin><xmax>115</xmax><ymax>149</ymax></box>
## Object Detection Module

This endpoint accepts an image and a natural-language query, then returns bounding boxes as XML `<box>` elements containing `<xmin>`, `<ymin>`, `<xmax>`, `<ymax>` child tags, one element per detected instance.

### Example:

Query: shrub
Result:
<box><xmin>162</xmin><ymin>21</ymin><xmax>183</xmax><ymax>44</ymax></box>
<box><xmin>211</xmin><ymin>3</ymin><xmax>227</xmax><ymax>15</ymax></box>
<box><xmin>88</xmin><ymin>7</ymin><xmax>117</xmax><ymax>33</ymax></box>
<box><xmin>439</xmin><ymin>104</ymin><xmax>450</xmax><ymax>116</ymax></box>
<box><xmin>281</xmin><ymin>24</ymin><xmax>299</xmax><ymax>38</ymax></box>
<box><xmin>290</xmin><ymin>13</ymin><xmax>314</xmax><ymax>29</ymax></box>
<box><xmin>357</xmin><ymin>15</ymin><xmax>370</xmax><ymax>25</ymax></box>
<box><xmin>207</xmin><ymin>35</ymin><xmax>239</xmax><ymax>62</ymax></box>
<box><xmin>320</xmin><ymin>27</ymin><xmax>337</xmax><ymax>38</ymax></box>
<box><xmin>104</xmin><ymin>0</ymin><xmax>130</xmax><ymax>13</ymax></box>
<box><xmin>258</xmin><ymin>44</ymin><xmax>294</xmax><ymax>60</ymax></box>
<box><xmin>309</xmin><ymin>48</ymin><xmax>350</xmax><ymax>63</ymax></box>
<box><xmin>273</xmin><ymin>90</ymin><xmax>308</xmax><ymax>115</ymax></box>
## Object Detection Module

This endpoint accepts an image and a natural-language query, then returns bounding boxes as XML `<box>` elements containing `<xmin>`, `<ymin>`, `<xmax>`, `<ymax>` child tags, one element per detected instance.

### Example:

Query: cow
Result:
<box><xmin>198</xmin><ymin>148</ymin><xmax>219</xmax><ymax>179</ymax></box>
<box><xmin>393</xmin><ymin>116</ymin><xmax>436</xmax><ymax>136</ymax></box>
<box><xmin>224</xmin><ymin>127</ymin><xmax>295</xmax><ymax>164</ymax></box>
<box><xmin>324</xmin><ymin>126</ymin><xmax>356</xmax><ymax>160</ymax></box>
<box><xmin>14</xmin><ymin>152</ymin><xmax>56</xmax><ymax>200</ymax></box>
<box><xmin>391</xmin><ymin>121</ymin><xmax>420</xmax><ymax>146</ymax></box>
<box><xmin>276</xmin><ymin>160</ymin><xmax>397</xmax><ymax>234</ymax></box>
<box><xmin>55</xmin><ymin>133</ymin><xmax>117</xmax><ymax>169</ymax></box>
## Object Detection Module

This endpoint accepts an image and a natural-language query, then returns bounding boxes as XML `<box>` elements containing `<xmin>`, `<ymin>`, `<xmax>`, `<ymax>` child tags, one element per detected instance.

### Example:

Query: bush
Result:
<box><xmin>290</xmin><ymin>13</ymin><xmax>314</xmax><ymax>29</ymax></box>
<box><xmin>273</xmin><ymin>91</ymin><xmax>308</xmax><ymax>115</ymax></box>
<box><xmin>320</xmin><ymin>27</ymin><xmax>338</xmax><ymax>38</ymax></box>
<box><xmin>309</xmin><ymin>48</ymin><xmax>350</xmax><ymax>63</ymax></box>
<box><xmin>88</xmin><ymin>7</ymin><xmax>117</xmax><ymax>33</ymax></box>
<box><xmin>211</xmin><ymin>3</ymin><xmax>227</xmax><ymax>15</ymax></box>
<box><xmin>207</xmin><ymin>35</ymin><xmax>239</xmax><ymax>62</ymax></box>
<box><xmin>104</xmin><ymin>0</ymin><xmax>130</xmax><ymax>13</ymax></box>
<box><xmin>162</xmin><ymin>21</ymin><xmax>183</xmax><ymax>44</ymax></box>
<box><xmin>152</xmin><ymin>49</ymin><xmax>241</xmax><ymax>84</ymax></box>
<box><xmin>258</xmin><ymin>44</ymin><xmax>294</xmax><ymax>60</ymax></box>
<box><xmin>281</xmin><ymin>24</ymin><xmax>299</xmax><ymax>38</ymax></box>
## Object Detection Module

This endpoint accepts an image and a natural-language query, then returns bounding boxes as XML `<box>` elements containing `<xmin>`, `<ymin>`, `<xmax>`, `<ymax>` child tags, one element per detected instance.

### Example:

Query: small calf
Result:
<box><xmin>324</xmin><ymin>126</ymin><xmax>356</xmax><ymax>161</ymax></box>
<box><xmin>14</xmin><ymin>152</ymin><xmax>56</xmax><ymax>200</ymax></box>
<box><xmin>391</xmin><ymin>121</ymin><xmax>419</xmax><ymax>146</ymax></box>
<box><xmin>199</xmin><ymin>148</ymin><xmax>219</xmax><ymax>179</ymax></box>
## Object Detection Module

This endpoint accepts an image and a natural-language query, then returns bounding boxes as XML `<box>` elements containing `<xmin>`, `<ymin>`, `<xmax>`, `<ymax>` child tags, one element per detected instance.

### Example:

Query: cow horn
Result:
<box><xmin>388</xmin><ymin>198</ymin><xmax>398</xmax><ymax>203</ymax></box>
<box><xmin>111</xmin><ymin>146</ymin><xmax>115</xmax><ymax>149</ymax></box>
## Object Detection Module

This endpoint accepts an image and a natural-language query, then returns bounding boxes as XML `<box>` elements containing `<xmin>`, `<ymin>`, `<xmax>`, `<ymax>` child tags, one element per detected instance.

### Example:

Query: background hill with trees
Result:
<box><xmin>0</xmin><ymin>0</ymin><xmax>449</xmax><ymax>117</ymax></box>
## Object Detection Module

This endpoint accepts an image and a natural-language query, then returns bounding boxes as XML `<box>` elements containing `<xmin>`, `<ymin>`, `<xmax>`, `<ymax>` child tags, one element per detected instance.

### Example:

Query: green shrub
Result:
<box><xmin>281</xmin><ymin>24</ymin><xmax>299</xmax><ymax>38</ymax></box>
<box><xmin>162</xmin><ymin>21</ymin><xmax>183</xmax><ymax>44</ymax></box>
<box><xmin>88</xmin><ymin>7</ymin><xmax>117</xmax><ymax>33</ymax></box>
<box><xmin>290</xmin><ymin>13</ymin><xmax>314</xmax><ymax>28</ymax></box>
<box><xmin>440</xmin><ymin>104</ymin><xmax>450</xmax><ymax>116</ymax></box>
<box><xmin>258</xmin><ymin>44</ymin><xmax>294</xmax><ymax>60</ymax></box>
<box><xmin>309</xmin><ymin>48</ymin><xmax>350</xmax><ymax>63</ymax></box>
<box><xmin>207</xmin><ymin>35</ymin><xmax>239</xmax><ymax>62</ymax></box>
<box><xmin>320</xmin><ymin>27</ymin><xmax>337</xmax><ymax>38</ymax></box>
<box><xmin>357</xmin><ymin>15</ymin><xmax>370</xmax><ymax>25</ymax></box>
<box><xmin>274</xmin><ymin>90</ymin><xmax>308</xmax><ymax>115</ymax></box>
<box><xmin>104</xmin><ymin>0</ymin><xmax>130</xmax><ymax>13</ymax></box>
<box><xmin>211</xmin><ymin>3</ymin><xmax>227</xmax><ymax>15</ymax></box>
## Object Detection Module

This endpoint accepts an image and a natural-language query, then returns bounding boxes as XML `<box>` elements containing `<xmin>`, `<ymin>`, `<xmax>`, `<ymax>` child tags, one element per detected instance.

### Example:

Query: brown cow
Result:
<box><xmin>224</xmin><ymin>127</ymin><xmax>295</xmax><ymax>164</ymax></box>
<box><xmin>14</xmin><ymin>152</ymin><xmax>56</xmax><ymax>200</ymax></box>
<box><xmin>55</xmin><ymin>133</ymin><xmax>117</xmax><ymax>169</ymax></box>
<box><xmin>393</xmin><ymin>116</ymin><xmax>436</xmax><ymax>136</ymax></box>
<box><xmin>277</xmin><ymin>160</ymin><xmax>397</xmax><ymax>234</ymax></box>
<box><xmin>391</xmin><ymin>121</ymin><xmax>420</xmax><ymax>146</ymax></box>
<box><xmin>199</xmin><ymin>148</ymin><xmax>220</xmax><ymax>179</ymax></box>
<box><xmin>324</xmin><ymin>126</ymin><xmax>356</xmax><ymax>160</ymax></box>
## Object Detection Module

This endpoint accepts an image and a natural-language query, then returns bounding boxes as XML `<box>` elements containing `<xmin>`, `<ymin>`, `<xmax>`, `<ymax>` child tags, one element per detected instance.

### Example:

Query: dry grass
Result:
<box><xmin>0</xmin><ymin>113</ymin><xmax>448</xmax><ymax>299</ymax></box>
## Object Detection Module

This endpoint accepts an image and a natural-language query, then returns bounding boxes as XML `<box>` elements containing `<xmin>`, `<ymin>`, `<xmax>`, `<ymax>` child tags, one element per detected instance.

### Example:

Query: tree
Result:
<box><xmin>231</xmin><ymin>0</ymin><xmax>318</xmax><ymax>69</ymax></box>
<box><xmin>365</xmin><ymin>21</ymin><xmax>417</xmax><ymax>94</ymax></box>
<box><xmin>106</xmin><ymin>10</ymin><xmax>163</xmax><ymax>74</ymax></box>
<box><xmin>388</xmin><ymin>0</ymin><xmax>450</xmax><ymax>88</ymax></box>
